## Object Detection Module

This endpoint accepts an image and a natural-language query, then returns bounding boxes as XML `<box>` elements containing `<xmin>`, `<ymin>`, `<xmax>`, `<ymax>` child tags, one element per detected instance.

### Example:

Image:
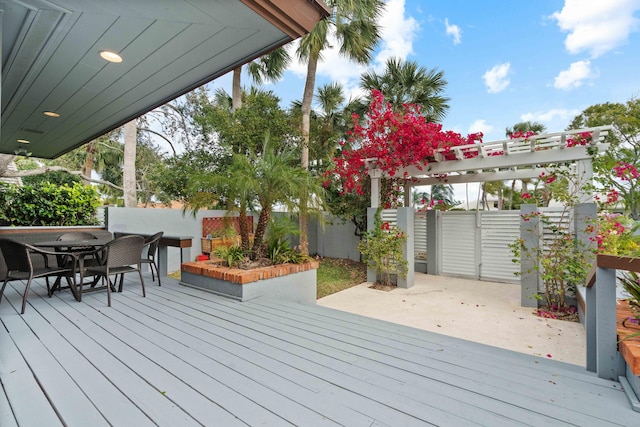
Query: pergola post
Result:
<box><xmin>366</xmin><ymin>207</ymin><xmax>377</xmax><ymax>283</ymax></box>
<box><xmin>366</xmin><ymin>159</ymin><xmax>382</xmax><ymax>209</ymax></box>
<box><xmin>396</xmin><ymin>207</ymin><xmax>414</xmax><ymax>288</ymax></box>
<box><xmin>520</xmin><ymin>204</ymin><xmax>540</xmax><ymax>307</ymax></box>
<box><xmin>575</xmin><ymin>159</ymin><xmax>594</xmax><ymax>203</ymax></box>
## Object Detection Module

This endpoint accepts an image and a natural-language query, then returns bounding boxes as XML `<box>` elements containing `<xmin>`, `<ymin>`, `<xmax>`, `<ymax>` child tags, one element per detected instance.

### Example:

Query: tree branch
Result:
<box><xmin>4</xmin><ymin>166</ymin><xmax>123</xmax><ymax>190</ymax></box>
<box><xmin>138</xmin><ymin>127</ymin><xmax>177</xmax><ymax>155</ymax></box>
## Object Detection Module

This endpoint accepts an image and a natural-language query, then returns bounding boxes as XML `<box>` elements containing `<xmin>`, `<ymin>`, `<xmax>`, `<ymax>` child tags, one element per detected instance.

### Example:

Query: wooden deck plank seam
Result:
<box><xmin>74</xmin><ymin>293</ymin><xmax>365</xmax><ymax>427</ymax></box>
<box><xmin>254</xmin><ymin>297</ymin><xmax>593</xmax><ymax>378</ymax></box>
<box><xmin>1</xmin><ymin>282</ymin><xmax>250</xmax><ymax>427</ymax></box>
<box><xmin>108</xmin><ymin>285</ymin><xmax>480</xmax><ymax>426</ymax></box>
<box><xmin>112</xmin><ymin>288</ymin><xmax>552</xmax><ymax>427</ymax></box>
<box><xmin>3</xmin><ymin>276</ymin><xmax>639</xmax><ymax>425</ymax></box>
<box><xmin>137</xmin><ymin>283</ymin><xmax>626</xmax><ymax>425</ymax></box>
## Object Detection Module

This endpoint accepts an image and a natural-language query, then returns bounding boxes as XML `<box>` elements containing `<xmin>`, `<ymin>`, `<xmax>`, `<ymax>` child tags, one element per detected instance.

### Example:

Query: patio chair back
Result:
<box><xmin>82</xmin><ymin>235</ymin><xmax>146</xmax><ymax>307</ymax></box>
<box><xmin>105</xmin><ymin>235</ymin><xmax>145</xmax><ymax>268</ymax></box>
<box><xmin>0</xmin><ymin>238</ymin><xmax>32</xmax><ymax>272</ymax></box>
<box><xmin>0</xmin><ymin>238</ymin><xmax>75</xmax><ymax>314</ymax></box>
<box><xmin>142</xmin><ymin>231</ymin><xmax>163</xmax><ymax>285</ymax></box>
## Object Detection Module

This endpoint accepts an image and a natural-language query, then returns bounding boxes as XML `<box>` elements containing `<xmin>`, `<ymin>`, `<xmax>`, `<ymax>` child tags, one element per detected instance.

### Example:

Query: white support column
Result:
<box><xmin>572</xmin><ymin>159</ymin><xmax>594</xmax><ymax>204</ymax></box>
<box><xmin>396</xmin><ymin>207</ymin><xmax>414</xmax><ymax>288</ymax></box>
<box><xmin>366</xmin><ymin>158</ymin><xmax>382</xmax><ymax>208</ymax></box>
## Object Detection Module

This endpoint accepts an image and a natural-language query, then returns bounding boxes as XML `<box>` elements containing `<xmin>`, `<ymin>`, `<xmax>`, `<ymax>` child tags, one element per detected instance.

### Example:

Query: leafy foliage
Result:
<box><xmin>360</xmin><ymin>57</ymin><xmax>450</xmax><ymax>122</ymax></box>
<box><xmin>328</xmin><ymin>90</ymin><xmax>482</xmax><ymax>197</ymax></box>
<box><xmin>21</xmin><ymin>170</ymin><xmax>82</xmax><ymax>187</ymax></box>
<box><xmin>620</xmin><ymin>272</ymin><xmax>640</xmax><ymax>315</ymax></box>
<box><xmin>0</xmin><ymin>182</ymin><xmax>100</xmax><ymax>226</ymax></box>
<box><xmin>357</xmin><ymin>209</ymin><xmax>408</xmax><ymax>286</ymax></box>
<box><xmin>214</xmin><ymin>245</ymin><xmax>245</xmax><ymax>268</ymax></box>
<box><xmin>567</xmin><ymin>98</ymin><xmax>640</xmax><ymax>218</ymax></box>
<box><xmin>510</xmin><ymin>166</ymin><xmax>596</xmax><ymax>312</ymax></box>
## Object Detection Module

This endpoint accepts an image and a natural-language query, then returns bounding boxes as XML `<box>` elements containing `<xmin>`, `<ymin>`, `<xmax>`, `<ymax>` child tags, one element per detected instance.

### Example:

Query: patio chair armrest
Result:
<box><xmin>24</xmin><ymin>243</ymin><xmax>79</xmax><ymax>268</ymax></box>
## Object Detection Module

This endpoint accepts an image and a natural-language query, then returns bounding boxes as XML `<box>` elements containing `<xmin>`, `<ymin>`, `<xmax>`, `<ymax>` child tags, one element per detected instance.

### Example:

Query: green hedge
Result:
<box><xmin>0</xmin><ymin>182</ymin><xmax>101</xmax><ymax>226</ymax></box>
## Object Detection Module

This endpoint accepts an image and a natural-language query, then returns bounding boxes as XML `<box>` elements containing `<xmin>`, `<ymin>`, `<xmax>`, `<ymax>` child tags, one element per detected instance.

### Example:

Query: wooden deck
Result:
<box><xmin>1</xmin><ymin>274</ymin><xmax>638</xmax><ymax>426</ymax></box>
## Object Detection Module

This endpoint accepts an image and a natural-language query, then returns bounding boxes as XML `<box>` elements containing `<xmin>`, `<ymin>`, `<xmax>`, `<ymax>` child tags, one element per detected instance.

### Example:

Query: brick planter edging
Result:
<box><xmin>180</xmin><ymin>260</ymin><xmax>319</xmax><ymax>303</ymax></box>
<box><xmin>181</xmin><ymin>261</ymin><xmax>319</xmax><ymax>285</ymax></box>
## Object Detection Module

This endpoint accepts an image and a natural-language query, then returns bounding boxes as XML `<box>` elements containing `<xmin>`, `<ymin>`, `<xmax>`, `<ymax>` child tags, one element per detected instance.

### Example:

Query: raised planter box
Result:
<box><xmin>180</xmin><ymin>260</ymin><xmax>318</xmax><ymax>304</ymax></box>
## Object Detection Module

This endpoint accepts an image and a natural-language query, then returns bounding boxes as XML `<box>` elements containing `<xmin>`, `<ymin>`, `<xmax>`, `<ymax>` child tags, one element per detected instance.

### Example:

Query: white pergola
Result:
<box><xmin>367</xmin><ymin>125</ymin><xmax>612</xmax><ymax>208</ymax></box>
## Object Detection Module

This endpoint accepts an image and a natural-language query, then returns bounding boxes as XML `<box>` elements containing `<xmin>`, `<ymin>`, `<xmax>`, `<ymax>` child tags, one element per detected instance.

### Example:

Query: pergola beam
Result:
<box><xmin>397</xmin><ymin>144</ymin><xmax>607</xmax><ymax>178</ymax></box>
<box><xmin>411</xmin><ymin>167</ymin><xmax>553</xmax><ymax>186</ymax></box>
<box><xmin>366</xmin><ymin>126</ymin><xmax>611</xmax><ymax>206</ymax></box>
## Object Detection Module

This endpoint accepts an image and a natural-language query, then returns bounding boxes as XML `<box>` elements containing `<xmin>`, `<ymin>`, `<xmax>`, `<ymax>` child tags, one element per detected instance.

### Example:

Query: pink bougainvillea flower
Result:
<box><xmin>521</xmin><ymin>193</ymin><xmax>532</xmax><ymax>200</ymax></box>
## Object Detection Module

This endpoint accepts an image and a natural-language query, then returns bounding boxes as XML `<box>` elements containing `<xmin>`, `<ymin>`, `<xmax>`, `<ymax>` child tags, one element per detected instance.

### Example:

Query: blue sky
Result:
<box><xmin>213</xmin><ymin>0</ymin><xmax>640</xmax><ymax>143</ymax></box>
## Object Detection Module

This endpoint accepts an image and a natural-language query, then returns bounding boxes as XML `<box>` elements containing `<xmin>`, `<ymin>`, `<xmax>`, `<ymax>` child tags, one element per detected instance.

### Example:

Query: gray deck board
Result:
<box><xmin>140</xmin><ymin>286</ymin><xmax>517</xmax><ymax>426</ymax></box>
<box><xmin>148</xmin><ymin>285</ymin><xmax>623</xmax><ymax>426</ymax></box>
<box><xmin>93</xmin><ymin>293</ymin><xmax>378</xmax><ymax>427</ymax></box>
<box><xmin>1</xmin><ymin>274</ymin><xmax>639</xmax><ymax>426</ymax></box>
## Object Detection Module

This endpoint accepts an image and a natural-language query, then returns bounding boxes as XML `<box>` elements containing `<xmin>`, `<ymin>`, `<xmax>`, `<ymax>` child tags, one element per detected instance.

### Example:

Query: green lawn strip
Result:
<box><xmin>168</xmin><ymin>257</ymin><xmax>366</xmax><ymax>300</ymax></box>
<box><xmin>316</xmin><ymin>257</ymin><xmax>367</xmax><ymax>299</ymax></box>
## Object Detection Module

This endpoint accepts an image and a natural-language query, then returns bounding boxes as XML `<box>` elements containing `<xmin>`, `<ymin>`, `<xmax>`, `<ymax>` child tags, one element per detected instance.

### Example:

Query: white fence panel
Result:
<box><xmin>480</xmin><ymin>211</ymin><xmax>520</xmax><ymax>283</ymax></box>
<box><xmin>414</xmin><ymin>212</ymin><xmax>427</xmax><ymax>261</ymax></box>
<box><xmin>441</xmin><ymin>212</ymin><xmax>478</xmax><ymax>278</ymax></box>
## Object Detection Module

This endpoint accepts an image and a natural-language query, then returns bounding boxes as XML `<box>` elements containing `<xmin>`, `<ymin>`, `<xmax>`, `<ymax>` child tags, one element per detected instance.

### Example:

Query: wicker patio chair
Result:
<box><xmin>0</xmin><ymin>238</ymin><xmax>77</xmax><ymax>314</ymax></box>
<box><xmin>55</xmin><ymin>231</ymin><xmax>104</xmax><ymax>293</ymax></box>
<box><xmin>141</xmin><ymin>232</ymin><xmax>163</xmax><ymax>286</ymax></box>
<box><xmin>78</xmin><ymin>235</ymin><xmax>146</xmax><ymax>306</ymax></box>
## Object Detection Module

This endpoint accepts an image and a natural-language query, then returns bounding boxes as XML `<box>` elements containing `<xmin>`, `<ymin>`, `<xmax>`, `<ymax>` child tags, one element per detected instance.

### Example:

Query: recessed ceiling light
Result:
<box><xmin>17</xmin><ymin>139</ymin><xmax>30</xmax><ymax>144</ymax></box>
<box><xmin>99</xmin><ymin>50</ymin><xmax>123</xmax><ymax>63</ymax></box>
<box><xmin>44</xmin><ymin>111</ymin><xmax>60</xmax><ymax>117</ymax></box>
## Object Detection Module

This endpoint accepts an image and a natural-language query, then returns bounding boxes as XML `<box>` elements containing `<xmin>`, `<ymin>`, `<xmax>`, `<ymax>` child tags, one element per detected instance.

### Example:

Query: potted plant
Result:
<box><xmin>358</xmin><ymin>209</ymin><xmax>408</xmax><ymax>287</ymax></box>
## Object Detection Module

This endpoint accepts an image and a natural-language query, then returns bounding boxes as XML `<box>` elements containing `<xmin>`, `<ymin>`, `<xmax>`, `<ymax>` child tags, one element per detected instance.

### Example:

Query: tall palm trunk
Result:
<box><xmin>123</xmin><ymin>120</ymin><xmax>137</xmax><ymax>207</ymax></box>
<box><xmin>298</xmin><ymin>53</ymin><xmax>319</xmax><ymax>255</ymax></box>
<box><xmin>232</xmin><ymin>67</ymin><xmax>242</xmax><ymax>111</ymax></box>
<box><xmin>238</xmin><ymin>203</ymin><xmax>251</xmax><ymax>252</ymax></box>
<box><xmin>252</xmin><ymin>208</ymin><xmax>271</xmax><ymax>259</ymax></box>
<box><xmin>81</xmin><ymin>140</ymin><xmax>98</xmax><ymax>185</ymax></box>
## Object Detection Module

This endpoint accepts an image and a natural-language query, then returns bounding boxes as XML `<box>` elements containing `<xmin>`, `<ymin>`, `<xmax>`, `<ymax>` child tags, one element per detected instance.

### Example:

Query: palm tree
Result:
<box><xmin>430</xmin><ymin>184</ymin><xmax>457</xmax><ymax>206</ymax></box>
<box><xmin>360</xmin><ymin>57</ymin><xmax>450</xmax><ymax>122</ymax></box>
<box><xmin>231</xmin><ymin>48</ymin><xmax>290</xmax><ymax>111</ymax></box>
<box><xmin>505</xmin><ymin>121</ymin><xmax>546</xmax><ymax>137</ymax></box>
<box><xmin>296</xmin><ymin>0</ymin><xmax>385</xmax><ymax>253</ymax></box>
<box><xmin>291</xmin><ymin>82</ymin><xmax>361</xmax><ymax>167</ymax></box>
<box><xmin>186</xmin><ymin>137</ymin><xmax>324</xmax><ymax>259</ymax></box>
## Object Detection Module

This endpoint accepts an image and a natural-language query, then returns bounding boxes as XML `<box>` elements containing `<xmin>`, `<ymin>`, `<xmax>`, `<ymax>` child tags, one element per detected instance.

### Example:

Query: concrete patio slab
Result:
<box><xmin>318</xmin><ymin>273</ymin><xmax>586</xmax><ymax>366</ymax></box>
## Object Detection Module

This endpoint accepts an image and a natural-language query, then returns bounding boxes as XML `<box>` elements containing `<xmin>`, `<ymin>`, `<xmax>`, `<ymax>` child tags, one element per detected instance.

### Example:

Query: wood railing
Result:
<box><xmin>586</xmin><ymin>254</ymin><xmax>640</xmax><ymax>380</ymax></box>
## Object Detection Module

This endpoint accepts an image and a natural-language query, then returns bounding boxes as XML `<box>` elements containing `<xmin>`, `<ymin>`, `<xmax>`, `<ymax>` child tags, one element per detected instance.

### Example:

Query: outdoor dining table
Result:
<box><xmin>34</xmin><ymin>238</ymin><xmax>113</xmax><ymax>300</ymax></box>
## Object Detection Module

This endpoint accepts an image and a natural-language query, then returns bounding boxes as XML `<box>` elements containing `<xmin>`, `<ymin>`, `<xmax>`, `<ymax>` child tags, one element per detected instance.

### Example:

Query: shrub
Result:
<box><xmin>0</xmin><ymin>182</ymin><xmax>100</xmax><ymax>226</ymax></box>
<box><xmin>214</xmin><ymin>245</ymin><xmax>245</xmax><ymax>268</ymax></box>
<box><xmin>358</xmin><ymin>208</ymin><xmax>408</xmax><ymax>286</ymax></box>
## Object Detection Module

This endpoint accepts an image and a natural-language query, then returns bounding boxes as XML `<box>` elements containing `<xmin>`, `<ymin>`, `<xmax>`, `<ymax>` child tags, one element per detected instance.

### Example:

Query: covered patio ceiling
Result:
<box><xmin>0</xmin><ymin>0</ymin><xmax>329</xmax><ymax>159</ymax></box>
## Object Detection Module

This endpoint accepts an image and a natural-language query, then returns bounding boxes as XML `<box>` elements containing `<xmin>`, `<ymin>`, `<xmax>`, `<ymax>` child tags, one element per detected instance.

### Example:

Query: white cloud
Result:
<box><xmin>468</xmin><ymin>119</ymin><xmax>494</xmax><ymax>135</ymax></box>
<box><xmin>374</xmin><ymin>0</ymin><xmax>420</xmax><ymax>66</ymax></box>
<box><xmin>444</xmin><ymin>18</ymin><xmax>462</xmax><ymax>45</ymax></box>
<box><xmin>482</xmin><ymin>63</ymin><xmax>511</xmax><ymax>93</ymax></box>
<box><xmin>553</xmin><ymin>60</ymin><xmax>599</xmax><ymax>90</ymax></box>
<box><xmin>521</xmin><ymin>108</ymin><xmax>581</xmax><ymax>123</ymax></box>
<box><xmin>551</xmin><ymin>0</ymin><xmax>640</xmax><ymax>57</ymax></box>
